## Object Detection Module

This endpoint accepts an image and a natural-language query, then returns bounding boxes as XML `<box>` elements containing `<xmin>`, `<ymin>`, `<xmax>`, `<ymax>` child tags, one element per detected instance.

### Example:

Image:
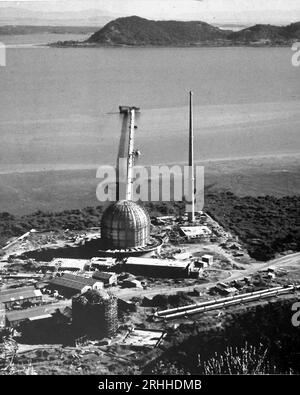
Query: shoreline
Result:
<box><xmin>49</xmin><ymin>41</ymin><xmax>295</xmax><ymax>49</ymax></box>
<box><xmin>0</xmin><ymin>152</ymin><xmax>299</xmax><ymax>176</ymax></box>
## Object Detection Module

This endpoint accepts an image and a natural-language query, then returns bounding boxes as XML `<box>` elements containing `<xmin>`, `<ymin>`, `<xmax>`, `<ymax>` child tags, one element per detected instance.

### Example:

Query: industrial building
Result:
<box><xmin>5</xmin><ymin>304</ymin><xmax>67</xmax><ymax>328</ymax></box>
<box><xmin>180</xmin><ymin>226</ymin><xmax>212</xmax><ymax>239</ymax></box>
<box><xmin>47</xmin><ymin>273</ymin><xmax>103</xmax><ymax>297</ymax></box>
<box><xmin>90</xmin><ymin>257</ymin><xmax>116</xmax><ymax>271</ymax></box>
<box><xmin>0</xmin><ymin>287</ymin><xmax>43</xmax><ymax>309</ymax></box>
<box><xmin>92</xmin><ymin>271</ymin><xmax>117</xmax><ymax>286</ymax></box>
<box><xmin>49</xmin><ymin>258</ymin><xmax>90</xmax><ymax>272</ymax></box>
<box><xmin>123</xmin><ymin>257</ymin><xmax>194</xmax><ymax>278</ymax></box>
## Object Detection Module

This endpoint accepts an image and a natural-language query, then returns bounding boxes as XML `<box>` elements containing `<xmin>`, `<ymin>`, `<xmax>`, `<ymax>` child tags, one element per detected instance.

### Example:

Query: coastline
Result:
<box><xmin>49</xmin><ymin>41</ymin><xmax>295</xmax><ymax>49</ymax></box>
<box><xmin>0</xmin><ymin>152</ymin><xmax>299</xmax><ymax>215</ymax></box>
<box><xmin>0</xmin><ymin>152</ymin><xmax>299</xmax><ymax>176</ymax></box>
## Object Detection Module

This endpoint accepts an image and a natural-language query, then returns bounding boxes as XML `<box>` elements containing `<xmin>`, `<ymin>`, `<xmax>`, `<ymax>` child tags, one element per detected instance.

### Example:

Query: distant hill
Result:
<box><xmin>86</xmin><ymin>16</ymin><xmax>230</xmax><ymax>46</ymax></box>
<box><xmin>229</xmin><ymin>23</ymin><xmax>300</xmax><ymax>43</ymax></box>
<box><xmin>82</xmin><ymin>16</ymin><xmax>300</xmax><ymax>47</ymax></box>
<box><xmin>0</xmin><ymin>6</ymin><xmax>114</xmax><ymax>26</ymax></box>
<box><xmin>0</xmin><ymin>25</ymin><xmax>99</xmax><ymax>35</ymax></box>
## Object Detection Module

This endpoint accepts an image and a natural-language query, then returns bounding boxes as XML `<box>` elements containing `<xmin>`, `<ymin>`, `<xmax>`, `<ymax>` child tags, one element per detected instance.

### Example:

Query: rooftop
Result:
<box><xmin>50</xmin><ymin>258</ymin><xmax>89</xmax><ymax>269</ymax></box>
<box><xmin>48</xmin><ymin>273</ymin><xmax>101</xmax><ymax>291</ymax></box>
<box><xmin>92</xmin><ymin>271</ymin><xmax>116</xmax><ymax>280</ymax></box>
<box><xmin>6</xmin><ymin>303</ymin><xmax>65</xmax><ymax>323</ymax></box>
<box><xmin>125</xmin><ymin>257</ymin><xmax>190</xmax><ymax>269</ymax></box>
<box><xmin>0</xmin><ymin>287</ymin><xmax>42</xmax><ymax>304</ymax></box>
<box><xmin>180</xmin><ymin>226</ymin><xmax>212</xmax><ymax>238</ymax></box>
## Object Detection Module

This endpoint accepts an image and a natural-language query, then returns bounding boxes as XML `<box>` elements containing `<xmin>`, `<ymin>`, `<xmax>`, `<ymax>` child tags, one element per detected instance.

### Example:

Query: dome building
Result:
<box><xmin>101</xmin><ymin>200</ymin><xmax>151</xmax><ymax>250</ymax></box>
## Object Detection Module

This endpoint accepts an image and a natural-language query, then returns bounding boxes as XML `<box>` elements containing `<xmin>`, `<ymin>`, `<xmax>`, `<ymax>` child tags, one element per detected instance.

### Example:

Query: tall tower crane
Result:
<box><xmin>118</xmin><ymin>106</ymin><xmax>141</xmax><ymax>201</ymax></box>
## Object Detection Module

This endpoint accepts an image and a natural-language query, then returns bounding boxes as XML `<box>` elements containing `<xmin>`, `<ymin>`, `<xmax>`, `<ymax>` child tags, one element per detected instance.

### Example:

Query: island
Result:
<box><xmin>50</xmin><ymin>16</ymin><xmax>300</xmax><ymax>47</ymax></box>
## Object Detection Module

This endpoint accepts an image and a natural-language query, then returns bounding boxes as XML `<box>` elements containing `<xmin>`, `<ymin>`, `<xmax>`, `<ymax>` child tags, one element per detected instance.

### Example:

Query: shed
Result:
<box><xmin>202</xmin><ymin>254</ymin><xmax>214</xmax><ymax>266</ymax></box>
<box><xmin>220</xmin><ymin>287</ymin><xmax>238</xmax><ymax>296</ymax></box>
<box><xmin>92</xmin><ymin>271</ymin><xmax>117</xmax><ymax>286</ymax></box>
<box><xmin>122</xmin><ymin>279</ymin><xmax>143</xmax><ymax>289</ymax></box>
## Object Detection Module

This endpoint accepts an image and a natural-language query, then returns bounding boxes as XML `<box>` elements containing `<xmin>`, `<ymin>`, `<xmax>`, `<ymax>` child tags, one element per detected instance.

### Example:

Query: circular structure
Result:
<box><xmin>101</xmin><ymin>200</ymin><xmax>151</xmax><ymax>250</ymax></box>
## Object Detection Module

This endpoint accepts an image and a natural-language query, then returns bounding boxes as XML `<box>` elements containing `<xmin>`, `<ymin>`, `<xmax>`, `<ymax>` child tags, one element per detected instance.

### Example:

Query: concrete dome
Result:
<box><xmin>101</xmin><ymin>200</ymin><xmax>150</xmax><ymax>249</ymax></box>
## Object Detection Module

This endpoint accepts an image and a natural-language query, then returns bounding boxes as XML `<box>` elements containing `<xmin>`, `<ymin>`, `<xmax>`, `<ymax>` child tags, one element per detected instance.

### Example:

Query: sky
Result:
<box><xmin>1</xmin><ymin>0</ymin><xmax>300</xmax><ymax>26</ymax></box>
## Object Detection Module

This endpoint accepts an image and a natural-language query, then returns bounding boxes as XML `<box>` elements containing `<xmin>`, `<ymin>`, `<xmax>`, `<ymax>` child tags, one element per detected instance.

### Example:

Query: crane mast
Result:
<box><xmin>119</xmin><ymin>106</ymin><xmax>140</xmax><ymax>201</ymax></box>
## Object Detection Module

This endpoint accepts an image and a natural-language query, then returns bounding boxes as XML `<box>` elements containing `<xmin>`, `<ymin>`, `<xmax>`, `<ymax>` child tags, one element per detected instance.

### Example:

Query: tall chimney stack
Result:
<box><xmin>188</xmin><ymin>91</ymin><xmax>195</xmax><ymax>223</ymax></box>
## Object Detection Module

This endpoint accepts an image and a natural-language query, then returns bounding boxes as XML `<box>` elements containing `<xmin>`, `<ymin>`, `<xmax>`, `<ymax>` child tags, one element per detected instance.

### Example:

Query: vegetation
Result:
<box><xmin>228</xmin><ymin>22</ymin><xmax>300</xmax><ymax>44</ymax></box>
<box><xmin>0</xmin><ymin>192</ymin><xmax>299</xmax><ymax>261</ymax></box>
<box><xmin>83</xmin><ymin>16</ymin><xmax>300</xmax><ymax>47</ymax></box>
<box><xmin>205</xmin><ymin>192</ymin><xmax>300</xmax><ymax>261</ymax></box>
<box><xmin>87</xmin><ymin>16</ymin><xmax>227</xmax><ymax>46</ymax></box>
<box><xmin>199</xmin><ymin>343</ymin><xmax>274</xmax><ymax>375</ymax></box>
<box><xmin>146</xmin><ymin>298</ymin><xmax>300</xmax><ymax>374</ymax></box>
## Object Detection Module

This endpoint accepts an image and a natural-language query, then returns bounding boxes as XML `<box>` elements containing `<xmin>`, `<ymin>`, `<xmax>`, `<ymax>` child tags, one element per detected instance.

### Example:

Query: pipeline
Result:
<box><xmin>155</xmin><ymin>286</ymin><xmax>284</xmax><ymax>317</ymax></box>
<box><xmin>154</xmin><ymin>285</ymin><xmax>299</xmax><ymax>320</ymax></box>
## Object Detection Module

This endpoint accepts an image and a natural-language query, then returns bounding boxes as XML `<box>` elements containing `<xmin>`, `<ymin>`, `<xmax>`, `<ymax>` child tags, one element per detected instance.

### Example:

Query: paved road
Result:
<box><xmin>111</xmin><ymin>252</ymin><xmax>300</xmax><ymax>300</ymax></box>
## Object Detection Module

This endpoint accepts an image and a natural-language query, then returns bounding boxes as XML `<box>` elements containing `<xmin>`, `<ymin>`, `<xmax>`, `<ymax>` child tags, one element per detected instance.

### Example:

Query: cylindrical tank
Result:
<box><xmin>72</xmin><ymin>290</ymin><xmax>118</xmax><ymax>338</ymax></box>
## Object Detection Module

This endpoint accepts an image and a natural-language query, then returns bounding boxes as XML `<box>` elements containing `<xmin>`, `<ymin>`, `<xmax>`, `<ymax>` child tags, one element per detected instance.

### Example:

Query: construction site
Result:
<box><xmin>0</xmin><ymin>97</ymin><xmax>300</xmax><ymax>375</ymax></box>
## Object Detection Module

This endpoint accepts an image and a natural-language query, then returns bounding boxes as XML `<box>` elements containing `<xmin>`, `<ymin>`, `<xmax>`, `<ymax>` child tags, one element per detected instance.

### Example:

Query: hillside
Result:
<box><xmin>0</xmin><ymin>193</ymin><xmax>299</xmax><ymax>261</ymax></box>
<box><xmin>86</xmin><ymin>15</ymin><xmax>229</xmax><ymax>46</ymax></box>
<box><xmin>83</xmin><ymin>16</ymin><xmax>300</xmax><ymax>46</ymax></box>
<box><xmin>229</xmin><ymin>23</ymin><xmax>300</xmax><ymax>43</ymax></box>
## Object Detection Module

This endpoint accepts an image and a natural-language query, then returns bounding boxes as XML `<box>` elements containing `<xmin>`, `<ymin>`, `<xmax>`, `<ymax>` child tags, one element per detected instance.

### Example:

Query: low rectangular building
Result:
<box><xmin>180</xmin><ymin>226</ymin><xmax>212</xmax><ymax>239</ymax></box>
<box><xmin>124</xmin><ymin>257</ymin><xmax>194</xmax><ymax>278</ymax></box>
<box><xmin>47</xmin><ymin>273</ymin><xmax>103</xmax><ymax>297</ymax></box>
<box><xmin>5</xmin><ymin>304</ymin><xmax>66</xmax><ymax>328</ymax></box>
<box><xmin>90</xmin><ymin>257</ymin><xmax>116</xmax><ymax>271</ymax></box>
<box><xmin>50</xmin><ymin>258</ymin><xmax>90</xmax><ymax>272</ymax></box>
<box><xmin>217</xmin><ymin>286</ymin><xmax>238</xmax><ymax>296</ymax></box>
<box><xmin>0</xmin><ymin>287</ymin><xmax>43</xmax><ymax>309</ymax></box>
<box><xmin>202</xmin><ymin>254</ymin><xmax>214</xmax><ymax>266</ymax></box>
<box><xmin>92</xmin><ymin>271</ymin><xmax>117</xmax><ymax>286</ymax></box>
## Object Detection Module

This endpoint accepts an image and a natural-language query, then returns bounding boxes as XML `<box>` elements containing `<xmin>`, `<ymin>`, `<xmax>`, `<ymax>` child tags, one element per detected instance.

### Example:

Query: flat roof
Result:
<box><xmin>125</xmin><ymin>257</ymin><xmax>190</xmax><ymax>269</ymax></box>
<box><xmin>0</xmin><ymin>286</ymin><xmax>35</xmax><ymax>296</ymax></box>
<box><xmin>51</xmin><ymin>258</ymin><xmax>89</xmax><ymax>268</ymax></box>
<box><xmin>0</xmin><ymin>288</ymin><xmax>42</xmax><ymax>304</ymax></box>
<box><xmin>91</xmin><ymin>257</ymin><xmax>116</xmax><ymax>263</ymax></box>
<box><xmin>6</xmin><ymin>304</ymin><xmax>64</xmax><ymax>323</ymax></box>
<box><xmin>29</xmin><ymin>314</ymin><xmax>52</xmax><ymax>321</ymax></box>
<box><xmin>180</xmin><ymin>226</ymin><xmax>211</xmax><ymax>237</ymax></box>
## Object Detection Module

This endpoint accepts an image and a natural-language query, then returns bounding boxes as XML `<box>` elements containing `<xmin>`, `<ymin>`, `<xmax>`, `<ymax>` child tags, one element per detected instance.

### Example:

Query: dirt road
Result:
<box><xmin>111</xmin><ymin>252</ymin><xmax>300</xmax><ymax>300</ymax></box>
